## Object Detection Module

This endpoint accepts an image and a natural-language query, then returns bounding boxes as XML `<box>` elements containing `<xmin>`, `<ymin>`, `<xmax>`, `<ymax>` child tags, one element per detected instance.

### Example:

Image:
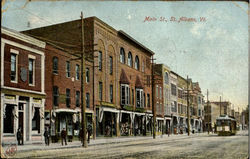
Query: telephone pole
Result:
<box><xmin>187</xmin><ymin>76</ymin><xmax>190</xmax><ymax>136</ymax></box>
<box><xmin>80</xmin><ymin>12</ymin><xmax>87</xmax><ymax>147</ymax></box>
<box><xmin>220</xmin><ymin>96</ymin><xmax>222</xmax><ymax>116</ymax></box>
<box><xmin>151</xmin><ymin>56</ymin><xmax>156</xmax><ymax>139</ymax></box>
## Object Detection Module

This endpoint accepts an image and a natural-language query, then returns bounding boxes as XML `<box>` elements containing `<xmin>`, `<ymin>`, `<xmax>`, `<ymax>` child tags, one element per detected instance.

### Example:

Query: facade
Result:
<box><xmin>23</xmin><ymin>17</ymin><xmax>154</xmax><ymax>138</ymax></box>
<box><xmin>1</xmin><ymin>27</ymin><xmax>46</xmax><ymax>145</ymax></box>
<box><xmin>169</xmin><ymin>71</ymin><xmax>178</xmax><ymax>134</ymax></box>
<box><xmin>204</xmin><ymin>102</ymin><xmax>220</xmax><ymax>131</ymax></box>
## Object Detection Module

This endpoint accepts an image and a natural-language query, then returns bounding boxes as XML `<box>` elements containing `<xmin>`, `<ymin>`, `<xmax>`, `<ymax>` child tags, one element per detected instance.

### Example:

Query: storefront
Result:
<box><xmin>119</xmin><ymin>110</ymin><xmax>132</xmax><ymax>136</ymax></box>
<box><xmin>1</xmin><ymin>94</ymin><xmax>45</xmax><ymax>145</ymax></box>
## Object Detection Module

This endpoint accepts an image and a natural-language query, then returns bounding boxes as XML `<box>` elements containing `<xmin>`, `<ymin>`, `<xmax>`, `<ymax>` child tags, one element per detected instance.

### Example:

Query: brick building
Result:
<box><xmin>1</xmin><ymin>27</ymin><xmax>46</xmax><ymax>145</ymax></box>
<box><xmin>23</xmin><ymin>16</ymin><xmax>154</xmax><ymax>138</ymax></box>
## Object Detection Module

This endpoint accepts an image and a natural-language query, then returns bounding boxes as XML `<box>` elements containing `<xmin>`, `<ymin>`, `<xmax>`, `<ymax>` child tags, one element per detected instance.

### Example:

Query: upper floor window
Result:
<box><xmin>66</xmin><ymin>61</ymin><xmax>70</xmax><ymax>77</ymax></box>
<box><xmin>132</xmin><ymin>89</ymin><xmax>134</xmax><ymax>105</ymax></box>
<box><xmin>178</xmin><ymin>89</ymin><xmax>182</xmax><ymax>98</ymax></box>
<box><xmin>156</xmin><ymin>85</ymin><xmax>158</xmax><ymax>98</ymax></box>
<box><xmin>53</xmin><ymin>86</ymin><xmax>59</xmax><ymax>106</ymax></box>
<box><xmin>147</xmin><ymin>93</ymin><xmax>150</xmax><ymax>107</ymax></box>
<box><xmin>128</xmin><ymin>52</ymin><xmax>133</xmax><ymax>67</ymax></box>
<box><xmin>121</xmin><ymin>84</ymin><xmax>129</xmax><ymax>105</ymax></box>
<box><xmin>76</xmin><ymin>91</ymin><xmax>80</xmax><ymax>107</ymax></box>
<box><xmin>135</xmin><ymin>56</ymin><xmax>139</xmax><ymax>70</ymax></box>
<box><xmin>99</xmin><ymin>82</ymin><xmax>103</xmax><ymax>101</ymax></box>
<box><xmin>98</xmin><ymin>51</ymin><xmax>102</xmax><ymax>71</ymax></box>
<box><xmin>110</xmin><ymin>85</ymin><xmax>113</xmax><ymax>103</ymax></box>
<box><xmin>86</xmin><ymin>68</ymin><xmax>89</xmax><ymax>83</ymax></box>
<box><xmin>171</xmin><ymin>84</ymin><xmax>177</xmax><ymax>96</ymax></box>
<box><xmin>53</xmin><ymin>57</ymin><xmax>58</xmax><ymax>74</ymax></box>
<box><xmin>66</xmin><ymin>88</ymin><xmax>71</xmax><ymax>107</ymax></box>
<box><xmin>109</xmin><ymin>56</ymin><xmax>113</xmax><ymax>75</ymax></box>
<box><xmin>164</xmin><ymin>72</ymin><xmax>169</xmax><ymax>84</ymax></box>
<box><xmin>120</xmin><ymin>47</ymin><xmax>125</xmax><ymax>64</ymax></box>
<box><xmin>75</xmin><ymin>64</ymin><xmax>80</xmax><ymax>80</ymax></box>
<box><xmin>86</xmin><ymin>93</ymin><xmax>90</xmax><ymax>108</ymax></box>
<box><xmin>159</xmin><ymin>87</ymin><xmax>162</xmax><ymax>99</ymax></box>
<box><xmin>136</xmin><ymin>88</ymin><xmax>143</xmax><ymax>108</ymax></box>
<box><xmin>10</xmin><ymin>53</ymin><xmax>17</xmax><ymax>82</ymax></box>
<box><xmin>29</xmin><ymin>59</ymin><xmax>34</xmax><ymax>85</ymax></box>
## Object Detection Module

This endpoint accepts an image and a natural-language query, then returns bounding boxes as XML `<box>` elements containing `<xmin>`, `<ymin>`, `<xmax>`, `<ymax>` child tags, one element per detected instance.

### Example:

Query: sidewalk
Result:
<box><xmin>2</xmin><ymin>132</ymin><xmax>210</xmax><ymax>153</ymax></box>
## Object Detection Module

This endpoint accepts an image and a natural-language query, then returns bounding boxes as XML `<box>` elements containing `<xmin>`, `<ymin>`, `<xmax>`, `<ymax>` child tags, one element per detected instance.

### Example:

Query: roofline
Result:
<box><xmin>118</xmin><ymin>30</ymin><xmax>155</xmax><ymax>56</ymax></box>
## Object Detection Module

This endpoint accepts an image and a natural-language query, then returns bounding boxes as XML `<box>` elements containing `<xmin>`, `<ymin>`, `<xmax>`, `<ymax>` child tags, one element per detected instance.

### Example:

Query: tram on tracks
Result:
<box><xmin>216</xmin><ymin>115</ymin><xmax>237</xmax><ymax>136</ymax></box>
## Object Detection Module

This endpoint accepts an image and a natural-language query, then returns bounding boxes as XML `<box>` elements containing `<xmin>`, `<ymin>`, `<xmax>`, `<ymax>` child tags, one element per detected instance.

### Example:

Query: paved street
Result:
<box><xmin>8</xmin><ymin>130</ymin><xmax>249</xmax><ymax>159</ymax></box>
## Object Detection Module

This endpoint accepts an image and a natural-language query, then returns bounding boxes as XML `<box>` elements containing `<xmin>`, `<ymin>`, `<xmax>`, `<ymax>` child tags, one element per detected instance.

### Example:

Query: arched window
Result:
<box><xmin>128</xmin><ymin>52</ymin><xmax>133</xmax><ymax>67</ymax></box>
<box><xmin>164</xmin><ymin>72</ymin><xmax>169</xmax><ymax>84</ymax></box>
<box><xmin>120</xmin><ymin>47</ymin><xmax>125</xmax><ymax>64</ymax></box>
<box><xmin>135</xmin><ymin>56</ymin><xmax>140</xmax><ymax>70</ymax></box>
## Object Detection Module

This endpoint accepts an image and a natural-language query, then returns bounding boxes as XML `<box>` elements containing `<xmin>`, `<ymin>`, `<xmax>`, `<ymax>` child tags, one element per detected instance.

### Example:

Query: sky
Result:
<box><xmin>2</xmin><ymin>0</ymin><xmax>248</xmax><ymax>111</ymax></box>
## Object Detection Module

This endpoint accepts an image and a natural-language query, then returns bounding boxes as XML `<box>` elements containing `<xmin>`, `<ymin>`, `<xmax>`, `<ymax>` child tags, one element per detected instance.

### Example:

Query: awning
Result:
<box><xmin>156</xmin><ymin>117</ymin><xmax>164</xmax><ymax>121</ymax></box>
<box><xmin>102</xmin><ymin>107</ymin><xmax>119</xmax><ymax>113</ymax></box>
<box><xmin>54</xmin><ymin>108</ymin><xmax>78</xmax><ymax>113</ymax></box>
<box><xmin>164</xmin><ymin>117</ymin><xmax>171</xmax><ymax>120</ymax></box>
<box><xmin>134</xmin><ymin>112</ymin><xmax>145</xmax><ymax>116</ymax></box>
<box><xmin>120</xmin><ymin>110</ymin><xmax>132</xmax><ymax>114</ymax></box>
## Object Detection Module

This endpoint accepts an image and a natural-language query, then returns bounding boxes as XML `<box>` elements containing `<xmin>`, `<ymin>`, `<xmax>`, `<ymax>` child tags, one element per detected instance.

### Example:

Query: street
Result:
<box><xmin>12</xmin><ymin>130</ymin><xmax>248</xmax><ymax>159</ymax></box>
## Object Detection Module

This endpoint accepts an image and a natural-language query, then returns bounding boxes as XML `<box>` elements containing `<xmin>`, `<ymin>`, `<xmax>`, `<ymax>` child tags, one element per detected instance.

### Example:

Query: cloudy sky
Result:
<box><xmin>2</xmin><ymin>1</ymin><xmax>248</xmax><ymax>111</ymax></box>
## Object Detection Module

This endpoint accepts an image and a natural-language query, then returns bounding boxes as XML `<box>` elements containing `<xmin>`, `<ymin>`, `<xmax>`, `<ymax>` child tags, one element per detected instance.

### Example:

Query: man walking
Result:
<box><xmin>87</xmin><ymin>124</ymin><xmax>92</xmax><ymax>143</ymax></box>
<box><xmin>44</xmin><ymin>127</ymin><xmax>50</xmax><ymax>146</ymax></box>
<box><xmin>17</xmin><ymin>127</ymin><xmax>23</xmax><ymax>145</ymax></box>
<box><xmin>61</xmin><ymin>128</ymin><xmax>67</xmax><ymax>146</ymax></box>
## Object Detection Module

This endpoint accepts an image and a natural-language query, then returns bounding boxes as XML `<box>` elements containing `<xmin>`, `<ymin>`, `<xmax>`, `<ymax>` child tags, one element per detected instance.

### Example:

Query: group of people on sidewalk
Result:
<box><xmin>15</xmin><ymin>125</ymin><xmax>92</xmax><ymax>146</ymax></box>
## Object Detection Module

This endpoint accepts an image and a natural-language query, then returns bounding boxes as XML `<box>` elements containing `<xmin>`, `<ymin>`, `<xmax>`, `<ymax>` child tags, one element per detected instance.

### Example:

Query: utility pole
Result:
<box><xmin>187</xmin><ymin>76</ymin><xmax>190</xmax><ymax>136</ymax></box>
<box><xmin>80</xmin><ymin>12</ymin><xmax>87</xmax><ymax>147</ymax></box>
<box><xmin>207</xmin><ymin>89</ymin><xmax>209</xmax><ymax>134</ymax></box>
<box><xmin>151</xmin><ymin>56</ymin><xmax>156</xmax><ymax>139</ymax></box>
<box><xmin>220</xmin><ymin>96</ymin><xmax>221</xmax><ymax>116</ymax></box>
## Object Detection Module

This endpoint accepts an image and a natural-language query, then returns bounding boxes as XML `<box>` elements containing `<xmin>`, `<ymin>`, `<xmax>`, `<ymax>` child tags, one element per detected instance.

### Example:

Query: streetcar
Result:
<box><xmin>216</xmin><ymin>115</ymin><xmax>237</xmax><ymax>136</ymax></box>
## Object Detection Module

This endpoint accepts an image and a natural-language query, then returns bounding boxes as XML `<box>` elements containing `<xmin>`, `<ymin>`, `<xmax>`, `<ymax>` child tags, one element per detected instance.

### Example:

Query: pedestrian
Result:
<box><xmin>61</xmin><ymin>128</ymin><xmax>67</xmax><ymax>146</ymax></box>
<box><xmin>44</xmin><ymin>127</ymin><xmax>50</xmax><ymax>146</ymax></box>
<box><xmin>17</xmin><ymin>127</ymin><xmax>23</xmax><ymax>145</ymax></box>
<box><xmin>79</xmin><ymin>128</ymin><xmax>83</xmax><ymax>143</ymax></box>
<box><xmin>167</xmin><ymin>127</ymin><xmax>170</xmax><ymax>137</ymax></box>
<box><xmin>87</xmin><ymin>124</ymin><xmax>92</xmax><ymax>143</ymax></box>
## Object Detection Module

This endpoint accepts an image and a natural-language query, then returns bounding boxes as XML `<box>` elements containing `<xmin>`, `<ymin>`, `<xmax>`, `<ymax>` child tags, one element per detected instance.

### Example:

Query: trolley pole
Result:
<box><xmin>80</xmin><ymin>12</ymin><xmax>87</xmax><ymax>148</ymax></box>
<box><xmin>207</xmin><ymin>89</ymin><xmax>209</xmax><ymax>134</ymax></box>
<box><xmin>187</xmin><ymin>76</ymin><xmax>190</xmax><ymax>136</ymax></box>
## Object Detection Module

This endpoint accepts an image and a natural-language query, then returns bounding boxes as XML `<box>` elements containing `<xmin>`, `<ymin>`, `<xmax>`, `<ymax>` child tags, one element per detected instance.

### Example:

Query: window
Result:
<box><xmin>110</xmin><ymin>85</ymin><xmax>113</xmax><ymax>103</ymax></box>
<box><xmin>135</xmin><ymin>56</ymin><xmax>139</xmax><ymax>70</ymax></box>
<box><xmin>178</xmin><ymin>104</ymin><xmax>181</xmax><ymax>114</ymax></box>
<box><xmin>178</xmin><ymin>89</ymin><xmax>182</xmax><ymax>98</ymax></box>
<box><xmin>66</xmin><ymin>89</ymin><xmax>70</xmax><ymax>107</ymax></box>
<box><xmin>132</xmin><ymin>89</ymin><xmax>134</xmax><ymax>105</ymax></box>
<box><xmin>86</xmin><ymin>68</ymin><xmax>89</xmax><ymax>83</ymax></box>
<box><xmin>171</xmin><ymin>84</ymin><xmax>177</xmax><ymax>96</ymax></box>
<box><xmin>156</xmin><ymin>85</ymin><xmax>158</xmax><ymax>98</ymax></box>
<box><xmin>10</xmin><ymin>54</ymin><xmax>17</xmax><ymax>82</ymax></box>
<box><xmin>171</xmin><ymin>101</ymin><xmax>177</xmax><ymax>112</ymax></box>
<box><xmin>128</xmin><ymin>52</ymin><xmax>133</xmax><ymax>67</ymax></box>
<box><xmin>32</xmin><ymin>107</ymin><xmax>40</xmax><ymax>133</ymax></box>
<box><xmin>143</xmin><ymin>93</ymin><xmax>146</xmax><ymax>107</ymax></box>
<box><xmin>159</xmin><ymin>87</ymin><xmax>162</xmax><ymax>99</ymax></box>
<box><xmin>66</xmin><ymin>61</ymin><xmax>70</xmax><ymax>77</ymax></box>
<box><xmin>136</xmin><ymin>88</ymin><xmax>143</xmax><ymax>108</ymax></box>
<box><xmin>29</xmin><ymin>59</ymin><xmax>34</xmax><ymax>85</ymax></box>
<box><xmin>99</xmin><ymin>82</ymin><xmax>103</xmax><ymax>101</ymax></box>
<box><xmin>76</xmin><ymin>91</ymin><xmax>80</xmax><ymax>107</ymax></box>
<box><xmin>120</xmin><ymin>47</ymin><xmax>125</xmax><ymax>64</ymax></box>
<box><xmin>164</xmin><ymin>72</ymin><xmax>169</xmax><ymax>84</ymax></box>
<box><xmin>109</xmin><ymin>56</ymin><xmax>113</xmax><ymax>75</ymax></box>
<box><xmin>147</xmin><ymin>94</ymin><xmax>150</xmax><ymax>107</ymax></box>
<box><xmin>121</xmin><ymin>84</ymin><xmax>130</xmax><ymax>105</ymax></box>
<box><xmin>142</xmin><ymin>61</ymin><xmax>145</xmax><ymax>72</ymax></box>
<box><xmin>86</xmin><ymin>93</ymin><xmax>90</xmax><ymax>108</ymax></box>
<box><xmin>75</xmin><ymin>64</ymin><xmax>80</xmax><ymax>80</ymax></box>
<box><xmin>53</xmin><ymin>86</ymin><xmax>59</xmax><ymax>106</ymax></box>
<box><xmin>98</xmin><ymin>51</ymin><xmax>102</xmax><ymax>71</ymax></box>
<box><xmin>53</xmin><ymin>57</ymin><xmax>58</xmax><ymax>74</ymax></box>
<box><xmin>199</xmin><ymin>109</ymin><xmax>201</xmax><ymax>116</ymax></box>
<box><xmin>3</xmin><ymin>105</ymin><xmax>14</xmax><ymax>133</ymax></box>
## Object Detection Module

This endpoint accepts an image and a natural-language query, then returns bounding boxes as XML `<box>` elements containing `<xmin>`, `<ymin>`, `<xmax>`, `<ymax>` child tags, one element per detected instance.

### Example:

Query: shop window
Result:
<box><xmin>32</xmin><ymin>107</ymin><xmax>40</xmax><ymax>133</ymax></box>
<box><xmin>3</xmin><ymin>105</ymin><xmax>14</xmax><ymax>133</ymax></box>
